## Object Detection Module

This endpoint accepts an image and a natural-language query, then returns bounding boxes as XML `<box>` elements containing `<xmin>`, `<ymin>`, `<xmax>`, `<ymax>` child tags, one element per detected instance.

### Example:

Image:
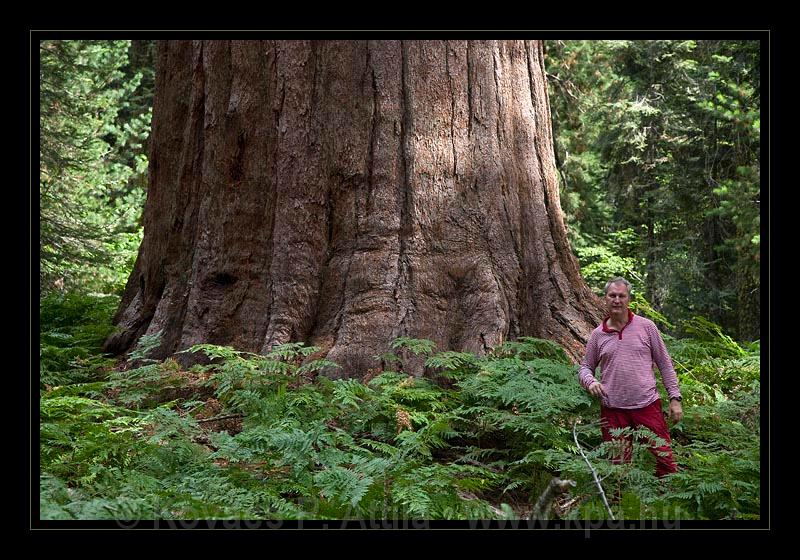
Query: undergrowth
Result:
<box><xmin>39</xmin><ymin>294</ymin><xmax>760</xmax><ymax>521</ymax></box>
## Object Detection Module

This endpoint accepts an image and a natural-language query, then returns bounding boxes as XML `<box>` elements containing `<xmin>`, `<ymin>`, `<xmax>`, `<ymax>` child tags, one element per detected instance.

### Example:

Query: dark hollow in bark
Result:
<box><xmin>104</xmin><ymin>40</ymin><xmax>604</xmax><ymax>378</ymax></box>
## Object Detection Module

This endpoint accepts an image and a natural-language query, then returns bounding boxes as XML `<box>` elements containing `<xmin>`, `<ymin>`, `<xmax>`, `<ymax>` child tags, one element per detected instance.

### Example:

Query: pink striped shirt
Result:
<box><xmin>578</xmin><ymin>312</ymin><xmax>681</xmax><ymax>409</ymax></box>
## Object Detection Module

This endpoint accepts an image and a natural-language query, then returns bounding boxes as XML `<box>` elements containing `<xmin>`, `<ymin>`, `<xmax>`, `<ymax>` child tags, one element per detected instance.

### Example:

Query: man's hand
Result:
<box><xmin>669</xmin><ymin>399</ymin><xmax>683</xmax><ymax>423</ymax></box>
<box><xmin>588</xmin><ymin>381</ymin><xmax>607</xmax><ymax>399</ymax></box>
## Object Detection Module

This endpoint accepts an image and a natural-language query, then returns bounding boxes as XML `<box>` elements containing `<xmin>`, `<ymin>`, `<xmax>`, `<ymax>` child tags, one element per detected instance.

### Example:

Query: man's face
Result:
<box><xmin>605</xmin><ymin>283</ymin><xmax>630</xmax><ymax>313</ymax></box>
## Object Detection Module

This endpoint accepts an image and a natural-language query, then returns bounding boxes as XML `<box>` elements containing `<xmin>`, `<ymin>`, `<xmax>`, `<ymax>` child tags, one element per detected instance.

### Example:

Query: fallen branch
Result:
<box><xmin>196</xmin><ymin>413</ymin><xmax>243</xmax><ymax>424</ymax></box>
<box><xmin>530</xmin><ymin>477</ymin><xmax>576</xmax><ymax>520</ymax></box>
<box><xmin>573</xmin><ymin>419</ymin><xmax>615</xmax><ymax>520</ymax></box>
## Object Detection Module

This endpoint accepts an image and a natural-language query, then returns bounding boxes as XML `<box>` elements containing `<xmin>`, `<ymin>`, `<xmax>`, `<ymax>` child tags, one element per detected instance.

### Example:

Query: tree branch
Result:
<box><xmin>573</xmin><ymin>419</ymin><xmax>616</xmax><ymax>520</ymax></box>
<box><xmin>196</xmin><ymin>413</ymin><xmax>243</xmax><ymax>424</ymax></box>
<box><xmin>529</xmin><ymin>477</ymin><xmax>576</xmax><ymax>520</ymax></box>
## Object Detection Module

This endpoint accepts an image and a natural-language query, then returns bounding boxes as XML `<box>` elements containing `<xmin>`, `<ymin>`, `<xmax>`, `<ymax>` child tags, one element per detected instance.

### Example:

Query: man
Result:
<box><xmin>578</xmin><ymin>277</ymin><xmax>682</xmax><ymax>477</ymax></box>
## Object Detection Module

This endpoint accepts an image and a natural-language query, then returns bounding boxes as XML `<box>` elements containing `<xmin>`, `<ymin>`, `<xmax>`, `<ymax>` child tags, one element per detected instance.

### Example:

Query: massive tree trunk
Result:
<box><xmin>104</xmin><ymin>40</ymin><xmax>604</xmax><ymax>377</ymax></box>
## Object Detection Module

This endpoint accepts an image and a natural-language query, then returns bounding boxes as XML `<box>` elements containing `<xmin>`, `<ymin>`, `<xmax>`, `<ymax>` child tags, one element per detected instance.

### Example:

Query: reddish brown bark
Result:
<box><xmin>104</xmin><ymin>40</ymin><xmax>604</xmax><ymax>377</ymax></box>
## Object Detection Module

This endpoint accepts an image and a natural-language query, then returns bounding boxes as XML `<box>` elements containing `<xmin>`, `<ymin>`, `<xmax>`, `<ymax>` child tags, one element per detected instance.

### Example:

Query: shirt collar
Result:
<box><xmin>601</xmin><ymin>309</ymin><xmax>635</xmax><ymax>333</ymax></box>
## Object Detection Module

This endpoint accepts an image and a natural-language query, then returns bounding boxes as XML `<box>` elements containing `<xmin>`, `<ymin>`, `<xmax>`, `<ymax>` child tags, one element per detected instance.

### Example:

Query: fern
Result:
<box><xmin>681</xmin><ymin>316</ymin><xmax>747</xmax><ymax>358</ymax></box>
<box><xmin>41</xmin><ymin>395</ymin><xmax>119</xmax><ymax>422</ymax></box>
<box><xmin>332</xmin><ymin>378</ymin><xmax>374</xmax><ymax>409</ymax></box>
<box><xmin>425</xmin><ymin>351</ymin><xmax>479</xmax><ymax>380</ymax></box>
<box><xmin>42</xmin><ymin>381</ymin><xmax>108</xmax><ymax>399</ymax></box>
<box><xmin>392</xmin><ymin>464</ymin><xmax>498</xmax><ymax>519</ymax></box>
<box><xmin>358</xmin><ymin>438</ymin><xmax>401</xmax><ymax>457</ymax></box>
<box><xmin>494</xmin><ymin>337</ymin><xmax>571</xmax><ymax>364</ymax></box>
<box><xmin>297</xmin><ymin>358</ymin><xmax>340</xmax><ymax>376</ymax></box>
<box><xmin>266</xmin><ymin>342</ymin><xmax>321</xmax><ymax>361</ymax></box>
<box><xmin>41</xmin><ymin>295</ymin><xmax>758</xmax><ymax>521</ymax></box>
<box><xmin>183</xmin><ymin>343</ymin><xmax>244</xmax><ymax>361</ymax></box>
<box><xmin>107</xmin><ymin>360</ymin><xmax>188</xmax><ymax>408</ymax></box>
<box><xmin>314</xmin><ymin>466</ymin><xmax>375</xmax><ymax>508</ymax></box>
<box><xmin>128</xmin><ymin>330</ymin><xmax>164</xmax><ymax>362</ymax></box>
<box><xmin>390</xmin><ymin>337</ymin><xmax>437</xmax><ymax>356</ymax></box>
<box><xmin>40</xmin><ymin>292</ymin><xmax>118</xmax><ymax>387</ymax></box>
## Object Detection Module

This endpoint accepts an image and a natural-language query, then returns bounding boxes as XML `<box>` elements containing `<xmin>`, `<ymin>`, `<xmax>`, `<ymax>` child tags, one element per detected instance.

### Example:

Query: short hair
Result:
<box><xmin>604</xmin><ymin>277</ymin><xmax>632</xmax><ymax>295</ymax></box>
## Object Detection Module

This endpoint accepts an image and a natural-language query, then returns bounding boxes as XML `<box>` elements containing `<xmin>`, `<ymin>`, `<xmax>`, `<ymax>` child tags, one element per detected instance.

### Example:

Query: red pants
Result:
<box><xmin>600</xmin><ymin>399</ymin><xmax>678</xmax><ymax>477</ymax></box>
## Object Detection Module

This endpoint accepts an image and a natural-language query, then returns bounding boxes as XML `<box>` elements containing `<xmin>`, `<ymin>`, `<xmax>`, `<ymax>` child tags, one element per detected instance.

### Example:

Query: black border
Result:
<box><xmin>31</xmin><ymin>28</ymin><xmax>770</xmax><ymax>536</ymax></box>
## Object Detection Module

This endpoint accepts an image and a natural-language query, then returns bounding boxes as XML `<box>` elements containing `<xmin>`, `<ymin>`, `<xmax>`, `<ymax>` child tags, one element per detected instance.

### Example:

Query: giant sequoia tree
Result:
<box><xmin>104</xmin><ymin>40</ymin><xmax>604</xmax><ymax>377</ymax></box>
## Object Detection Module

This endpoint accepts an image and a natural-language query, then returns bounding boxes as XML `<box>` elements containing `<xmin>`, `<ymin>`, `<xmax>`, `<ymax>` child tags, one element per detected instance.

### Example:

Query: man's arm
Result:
<box><xmin>647</xmin><ymin>323</ymin><xmax>683</xmax><ymax>422</ymax></box>
<box><xmin>578</xmin><ymin>332</ymin><xmax>600</xmax><ymax>390</ymax></box>
<box><xmin>647</xmin><ymin>322</ymin><xmax>681</xmax><ymax>401</ymax></box>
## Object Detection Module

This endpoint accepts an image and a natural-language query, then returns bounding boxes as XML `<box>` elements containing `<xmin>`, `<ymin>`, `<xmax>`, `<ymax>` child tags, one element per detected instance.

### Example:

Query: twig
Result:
<box><xmin>573</xmin><ymin>419</ymin><xmax>615</xmax><ymax>520</ymax></box>
<box><xmin>196</xmin><ymin>413</ymin><xmax>243</xmax><ymax>424</ymax></box>
<box><xmin>530</xmin><ymin>477</ymin><xmax>576</xmax><ymax>520</ymax></box>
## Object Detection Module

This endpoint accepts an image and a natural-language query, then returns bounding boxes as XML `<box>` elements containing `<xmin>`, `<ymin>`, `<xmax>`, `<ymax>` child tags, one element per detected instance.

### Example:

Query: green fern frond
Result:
<box><xmin>390</xmin><ymin>337</ymin><xmax>437</xmax><ymax>356</ymax></box>
<box><xmin>682</xmin><ymin>316</ymin><xmax>747</xmax><ymax>358</ymax></box>
<box><xmin>367</xmin><ymin>371</ymin><xmax>408</xmax><ymax>388</ymax></box>
<box><xmin>332</xmin><ymin>378</ymin><xmax>374</xmax><ymax>408</ymax></box>
<box><xmin>425</xmin><ymin>351</ymin><xmax>479</xmax><ymax>372</ymax></box>
<box><xmin>254</xmin><ymin>358</ymin><xmax>295</xmax><ymax>376</ymax></box>
<box><xmin>350</xmin><ymin>455</ymin><xmax>394</xmax><ymax>477</ymax></box>
<box><xmin>183</xmin><ymin>343</ymin><xmax>243</xmax><ymax>361</ymax></box>
<box><xmin>41</xmin><ymin>396</ymin><xmax>119</xmax><ymax>422</ymax></box>
<box><xmin>297</xmin><ymin>359</ymin><xmax>340</xmax><ymax>376</ymax></box>
<box><xmin>41</xmin><ymin>381</ymin><xmax>108</xmax><ymax>399</ymax></box>
<box><xmin>265</xmin><ymin>342</ymin><xmax>321</xmax><ymax>361</ymax></box>
<box><xmin>128</xmin><ymin>330</ymin><xmax>163</xmax><ymax>362</ymax></box>
<box><xmin>493</xmin><ymin>337</ymin><xmax>571</xmax><ymax>364</ymax></box>
<box><xmin>357</xmin><ymin>438</ymin><xmax>400</xmax><ymax>457</ymax></box>
<box><xmin>314</xmin><ymin>466</ymin><xmax>375</xmax><ymax>508</ymax></box>
<box><xmin>392</xmin><ymin>482</ymin><xmax>433</xmax><ymax>518</ymax></box>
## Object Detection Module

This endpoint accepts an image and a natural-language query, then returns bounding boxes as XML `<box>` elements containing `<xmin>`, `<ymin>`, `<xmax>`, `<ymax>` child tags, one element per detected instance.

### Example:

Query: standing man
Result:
<box><xmin>578</xmin><ymin>277</ymin><xmax>682</xmax><ymax>477</ymax></box>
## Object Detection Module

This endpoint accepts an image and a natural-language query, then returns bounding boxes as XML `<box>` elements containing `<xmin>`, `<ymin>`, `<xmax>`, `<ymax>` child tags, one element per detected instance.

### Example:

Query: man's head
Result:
<box><xmin>604</xmin><ymin>277</ymin><xmax>632</xmax><ymax>315</ymax></box>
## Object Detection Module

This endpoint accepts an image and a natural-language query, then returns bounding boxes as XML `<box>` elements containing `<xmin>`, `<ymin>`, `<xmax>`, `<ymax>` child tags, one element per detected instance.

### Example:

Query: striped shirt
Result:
<box><xmin>578</xmin><ymin>311</ymin><xmax>681</xmax><ymax>409</ymax></box>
